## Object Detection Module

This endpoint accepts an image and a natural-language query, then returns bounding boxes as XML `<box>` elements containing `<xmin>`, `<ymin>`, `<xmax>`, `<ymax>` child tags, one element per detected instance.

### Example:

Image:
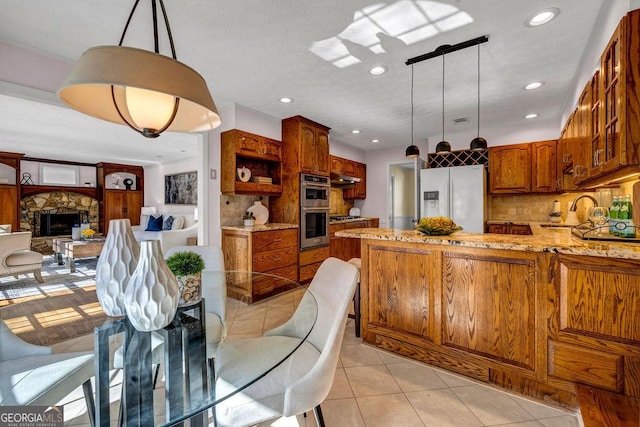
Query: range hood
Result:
<box><xmin>330</xmin><ymin>172</ymin><xmax>361</xmax><ymax>185</ymax></box>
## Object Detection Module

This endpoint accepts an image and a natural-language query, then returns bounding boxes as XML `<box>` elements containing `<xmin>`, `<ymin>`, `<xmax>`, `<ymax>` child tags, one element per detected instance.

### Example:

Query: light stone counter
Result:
<box><xmin>221</xmin><ymin>223</ymin><xmax>298</xmax><ymax>232</ymax></box>
<box><xmin>336</xmin><ymin>223</ymin><xmax>640</xmax><ymax>260</ymax></box>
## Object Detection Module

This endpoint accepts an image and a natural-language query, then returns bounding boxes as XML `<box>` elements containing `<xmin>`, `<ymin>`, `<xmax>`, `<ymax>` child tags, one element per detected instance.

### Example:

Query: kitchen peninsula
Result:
<box><xmin>337</xmin><ymin>225</ymin><xmax>640</xmax><ymax>409</ymax></box>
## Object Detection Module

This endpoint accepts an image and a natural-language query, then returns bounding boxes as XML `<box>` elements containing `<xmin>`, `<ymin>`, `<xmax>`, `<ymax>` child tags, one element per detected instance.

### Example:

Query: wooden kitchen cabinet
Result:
<box><xmin>330</xmin><ymin>219</ymin><xmax>377</xmax><ymax>260</ymax></box>
<box><xmin>487</xmin><ymin>223</ymin><xmax>532</xmax><ymax>235</ymax></box>
<box><xmin>489</xmin><ymin>143</ymin><xmax>532</xmax><ymax>193</ymax></box>
<box><xmin>531</xmin><ymin>140</ymin><xmax>557</xmax><ymax>192</ymax></box>
<box><xmin>548</xmin><ymin>254</ymin><xmax>640</xmax><ymax>395</ymax></box>
<box><xmin>271</xmin><ymin>116</ymin><xmax>331</xmax><ymax>226</ymax></box>
<box><xmin>344</xmin><ymin>162</ymin><xmax>367</xmax><ymax>199</ymax></box>
<box><xmin>575</xmin><ymin>10</ymin><xmax>640</xmax><ymax>184</ymax></box>
<box><xmin>97</xmin><ymin>162</ymin><xmax>144</xmax><ymax>234</ymax></box>
<box><xmin>0</xmin><ymin>151</ymin><xmax>23</xmax><ymax>231</ymax></box>
<box><xmin>222</xmin><ymin>227</ymin><xmax>298</xmax><ymax>303</ymax></box>
<box><xmin>489</xmin><ymin>141</ymin><xmax>558</xmax><ymax>194</ymax></box>
<box><xmin>330</xmin><ymin>156</ymin><xmax>344</xmax><ymax>174</ymax></box>
<box><xmin>299</xmin><ymin>245</ymin><xmax>330</xmax><ymax>283</ymax></box>
<box><xmin>283</xmin><ymin>116</ymin><xmax>330</xmax><ymax>177</ymax></box>
<box><xmin>221</xmin><ymin>129</ymin><xmax>283</xmax><ymax>196</ymax></box>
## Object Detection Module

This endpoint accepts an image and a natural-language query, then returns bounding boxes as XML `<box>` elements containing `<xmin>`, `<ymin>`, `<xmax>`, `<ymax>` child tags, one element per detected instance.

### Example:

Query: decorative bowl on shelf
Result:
<box><xmin>415</xmin><ymin>217</ymin><xmax>463</xmax><ymax>235</ymax></box>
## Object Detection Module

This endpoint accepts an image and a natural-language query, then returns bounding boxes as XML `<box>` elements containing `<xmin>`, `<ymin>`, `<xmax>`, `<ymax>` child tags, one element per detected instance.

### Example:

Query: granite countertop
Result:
<box><xmin>329</xmin><ymin>216</ymin><xmax>378</xmax><ymax>225</ymax></box>
<box><xmin>221</xmin><ymin>223</ymin><xmax>298</xmax><ymax>232</ymax></box>
<box><xmin>336</xmin><ymin>222</ymin><xmax>640</xmax><ymax>260</ymax></box>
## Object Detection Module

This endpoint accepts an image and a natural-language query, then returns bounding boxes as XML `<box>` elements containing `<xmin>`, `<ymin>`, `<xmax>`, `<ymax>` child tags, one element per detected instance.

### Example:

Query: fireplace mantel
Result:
<box><xmin>21</xmin><ymin>185</ymin><xmax>98</xmax><ymax>199</ymax></box>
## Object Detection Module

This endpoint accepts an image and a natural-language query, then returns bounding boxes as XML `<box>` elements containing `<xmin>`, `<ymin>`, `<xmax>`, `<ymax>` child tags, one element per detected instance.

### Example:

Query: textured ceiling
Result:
<box><xmin>0</xmin><ymin>0</ymin><xmax>608</xmax><ymax>165</ymax></box>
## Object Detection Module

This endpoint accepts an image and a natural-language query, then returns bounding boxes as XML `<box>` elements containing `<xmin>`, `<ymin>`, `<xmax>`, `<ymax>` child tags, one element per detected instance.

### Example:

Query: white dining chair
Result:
<box><xmin>213</xmin><ymin>257</ymin><xmax>358</xmax><ymax>427</ymax></box>
<box><xmin>0</xmin><ymin>319</ymin><xmax>96</xmax><ymax>426</ymax></box>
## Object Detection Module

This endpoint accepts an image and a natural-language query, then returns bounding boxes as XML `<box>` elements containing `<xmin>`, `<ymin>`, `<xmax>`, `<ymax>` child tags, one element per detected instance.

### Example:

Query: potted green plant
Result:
<box><xmin>243</xmin><ymin>211</ymin><xmax>255</xmax><ymax>227</ymax></box>
<box><xmin>166</xmin><ymin>251</ymin><xmax>205</xmax><ymax>307</ymax></box>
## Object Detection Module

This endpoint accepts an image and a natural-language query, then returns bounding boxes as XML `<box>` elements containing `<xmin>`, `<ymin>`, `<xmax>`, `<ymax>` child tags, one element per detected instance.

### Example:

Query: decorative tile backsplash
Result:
<box><xmin>490</xmin><ymin>184</ymin><xmax>629</xmax><ymax>224</ymax></box>
<box><xmin>220</xmin><ymin>194</ymin><xmax>267</xmax><ymax>226</ymax></box>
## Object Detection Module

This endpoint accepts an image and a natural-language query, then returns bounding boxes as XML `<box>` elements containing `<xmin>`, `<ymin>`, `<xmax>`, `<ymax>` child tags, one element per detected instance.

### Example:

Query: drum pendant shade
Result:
<box><xmin>58</xmin><ymin>46</ymin><xmax>221</xmax><ymax>134</ymax></box>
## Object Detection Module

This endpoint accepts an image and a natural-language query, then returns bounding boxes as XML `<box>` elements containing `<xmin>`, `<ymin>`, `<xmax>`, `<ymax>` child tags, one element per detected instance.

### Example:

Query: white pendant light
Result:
<box><xmin>58</xmin><ymin>0</ymin><xmax>221</xmax><ymax>138</ymax></box>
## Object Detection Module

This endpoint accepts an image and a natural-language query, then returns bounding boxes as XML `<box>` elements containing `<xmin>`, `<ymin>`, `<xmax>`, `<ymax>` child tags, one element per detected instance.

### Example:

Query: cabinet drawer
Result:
<box><xmin>252</xmin><ymin>229</ymin><xmax>297</xmax><ymax>252</ymax></box>
<box><xmin>299</xmin><ymin>262</ymin><xmax>322</xmax><ymax>283</ymax></box>
<box><xmin>253</xmin><ymin>264</ymin><xmax>299</xmax><ymax>299</ymax></box>
<box><xmin>548</xmin><ymin>341</ymin><xmax>623</xmax><ymax>392</ymax></box>
<box><xmin>253</xmin><ymin>248</ymin><xmax>297</xmax><ymax>272</ymax></box>
<box><xmin>299</xmin><ymin>246</ymin><xmax>330</xmax><ymax>266</ymax></box>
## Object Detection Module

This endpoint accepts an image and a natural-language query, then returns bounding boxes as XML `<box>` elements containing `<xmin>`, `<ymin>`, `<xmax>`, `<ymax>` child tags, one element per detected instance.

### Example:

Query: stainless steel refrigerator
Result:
<box><xmin>419</xmin><ymin>164</ymin><xmax>487</xmax><ymax>233</ymax></box>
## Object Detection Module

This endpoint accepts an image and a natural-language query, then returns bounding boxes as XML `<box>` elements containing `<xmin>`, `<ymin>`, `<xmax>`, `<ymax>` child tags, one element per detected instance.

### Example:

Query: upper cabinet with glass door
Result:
<box><xmin>589</xmin><ymin>10</ymin><xmax>640</xmax><ymax>178</ymax></box>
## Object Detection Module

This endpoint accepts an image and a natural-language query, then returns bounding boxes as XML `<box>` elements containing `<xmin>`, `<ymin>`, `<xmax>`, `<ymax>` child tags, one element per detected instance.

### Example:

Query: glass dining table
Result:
<box><xmin>92</xmin><ymin>271</ymin><xmax>317</xmax><ymax>427</ymax></box>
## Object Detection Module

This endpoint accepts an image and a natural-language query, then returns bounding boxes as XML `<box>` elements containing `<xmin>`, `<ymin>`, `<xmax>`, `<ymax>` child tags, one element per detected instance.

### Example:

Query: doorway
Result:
<box><xmin>388</xmin><ymin>159</ymin><xmax>421</xmax><ymax>229</ymax></box>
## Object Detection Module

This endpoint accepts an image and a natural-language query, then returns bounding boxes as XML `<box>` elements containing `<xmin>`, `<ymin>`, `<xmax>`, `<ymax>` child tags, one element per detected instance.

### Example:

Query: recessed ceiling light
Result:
<box><xmin>369</xmin><ymin>66</ymin><xmax>387</xmax><ymax>76</ymax></box>
<box><xmin>525</xmin><ymin>113</ymin><xmax>539</xmax><ymax>119</ymax></box>
<box><xmin>526</xmin><ymin>8</ymin><xmax>559</xmax><ymax>27</ymax></box>
<box><xmin>352</xmin><ymin>129</ymin><xmax>361</xmax><ymax>134</ymax></box>
<box><xmin>279</xmin><ymin>97</ymin><xmax>293</xmax><ymax>103</ymax></box>
<box><xmin>371</xmin><ymin>139</ymin><xmax>380</xmax><ymax>143</ymax></box>
<box><xmin>525</xmin><ymin>81</ymin><xmax>544</xmax><ymax>90</ymax></box>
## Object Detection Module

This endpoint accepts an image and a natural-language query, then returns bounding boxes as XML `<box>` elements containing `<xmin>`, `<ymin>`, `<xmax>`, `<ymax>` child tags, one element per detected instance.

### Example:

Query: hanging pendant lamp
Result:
<box><xmin>58</xmin><ymin>0</ymin><xmax>221</xmax><ymax>138</ymax></box>
<box><xmin>405</xmin><ymin>65</ymin><xmax>420</xmax><ymax>158</ymax></box>
<box><xmin>435</xmin><ymin>53</ymin><xmax>451</xmax><ymax>154</ymax></box>
<box><xmin>470</xmin><ymin>44</ymin><xmax>488</xmax><ymax>150</ymax></box>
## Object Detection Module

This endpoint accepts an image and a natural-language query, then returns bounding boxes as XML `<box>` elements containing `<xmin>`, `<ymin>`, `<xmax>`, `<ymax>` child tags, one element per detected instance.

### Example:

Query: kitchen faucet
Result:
<box><xmin>569</xmin><ymin>194</ymin><xmax>598</xmax><ymax>211</ymax></box>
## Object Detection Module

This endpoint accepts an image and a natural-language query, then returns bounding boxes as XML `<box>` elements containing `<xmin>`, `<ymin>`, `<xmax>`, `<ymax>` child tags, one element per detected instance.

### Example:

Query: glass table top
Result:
<box><xmin>93</xmin><ymin>271</ymin><xmax>317</xmax><ymax>427</ymax></box>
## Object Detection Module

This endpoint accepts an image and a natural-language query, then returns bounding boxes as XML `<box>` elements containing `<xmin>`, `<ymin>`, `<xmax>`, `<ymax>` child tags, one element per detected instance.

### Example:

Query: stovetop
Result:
<box><xmin>330</xmin><ymin>215</ymin><xmax>362</xmax><ymax>220</ymax></box>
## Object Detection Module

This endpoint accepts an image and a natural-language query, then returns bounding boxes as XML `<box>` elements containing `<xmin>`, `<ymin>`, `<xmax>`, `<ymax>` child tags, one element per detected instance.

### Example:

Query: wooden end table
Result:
<box><xmin>53</xmin><ymin>238</ymin><xmax>106</xmax><ymax>272</ymax></box>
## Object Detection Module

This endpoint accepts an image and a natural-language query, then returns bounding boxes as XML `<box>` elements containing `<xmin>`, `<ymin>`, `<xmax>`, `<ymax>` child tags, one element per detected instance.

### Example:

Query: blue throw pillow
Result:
<box><xmin>146</xmin><ymin>215</ymin><xmax>164</xmax><ymax>231</ymax></box>
<box><xmin>163</xmin><ymin>215</ymin><xmax>174</xmax><ymax>230</ymax></box>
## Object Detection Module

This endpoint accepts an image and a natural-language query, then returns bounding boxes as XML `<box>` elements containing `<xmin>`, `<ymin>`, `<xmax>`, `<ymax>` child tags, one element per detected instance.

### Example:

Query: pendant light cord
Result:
<box><xmin>441</xmin><ymin>54</ymin><xmax>445</xmax><ymax>142</ymax></box>
<box><xmin>476</xmin><ymin>44</ymin><xmax>480</xmax><ymax>138</ymax></box>
<box><xmin>118</xmin><ymin>0</ymin><xmax>177</xmax><ymax>59</ymax></box>
<box><xmin>411</xmin><ymin>64</ymin><xmax>414</xmax><ymax>144</ymax></box>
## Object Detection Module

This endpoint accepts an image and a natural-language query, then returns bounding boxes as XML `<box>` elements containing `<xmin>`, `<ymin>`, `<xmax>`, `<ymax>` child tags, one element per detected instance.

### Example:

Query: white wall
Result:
<box><xmin>144</xmin><ymin>157</ymin><xmax>199</xmax><ymax>216</ymax></box>
<box><xmin>330</xmin><ymin>140</ymin><xmax>366</xmax><ymax>163</ymax></box>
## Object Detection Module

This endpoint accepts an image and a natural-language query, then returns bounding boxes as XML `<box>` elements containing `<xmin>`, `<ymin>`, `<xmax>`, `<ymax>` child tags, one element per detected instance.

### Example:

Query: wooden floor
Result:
<box><xmin>577</xmin><ymin>384</ymin><xmax>640</xmax><ymax>426</ymax></box>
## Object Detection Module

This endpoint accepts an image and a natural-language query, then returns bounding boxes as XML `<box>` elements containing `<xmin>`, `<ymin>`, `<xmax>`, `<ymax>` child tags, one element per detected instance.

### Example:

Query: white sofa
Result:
<box><xmin>131</xmin><ymin>213</ymin><xmax>197</xmax><ymax>253</ymax></box>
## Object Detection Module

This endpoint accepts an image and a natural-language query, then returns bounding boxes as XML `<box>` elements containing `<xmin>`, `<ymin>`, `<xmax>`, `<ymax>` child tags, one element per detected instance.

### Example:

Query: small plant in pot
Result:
<box><xmin>243</xmin><ymin>211</ymin><xmax>255</xmax><ymax>227</ymax></box>
<box><xmin>166</xmin><ymin>251</ymin><xmax>205</xmax><ymax>307</ymax></box>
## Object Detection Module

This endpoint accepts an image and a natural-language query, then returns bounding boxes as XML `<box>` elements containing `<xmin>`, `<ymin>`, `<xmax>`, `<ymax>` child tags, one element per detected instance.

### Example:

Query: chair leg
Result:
<box><xmin>34</xmin><ymin>269</ymin><xmax>44</xmax><ymax>283</ymax></box>
<box><xmin>82</xmin><ymin>379</ymin><xmax>96</xmax><ymax>427</ymax></box>
<box><xmin>152</xmin><ymin>364</ymin><xmax>161</xmax><ymax>389</ymax></box>
<box><xmin>353</xmin><ymin>280</ymin><xmax>361</xmax><ymax>338</ymax></box>
<box><xmin>313</xmin><ymin>405</ymin><xmax>326</xmax><ymax>427</ymax></box>
<box><xmin>208</xmin><ymin>358</ymin><xmax>217</xmax><ymax>427</ymax></box>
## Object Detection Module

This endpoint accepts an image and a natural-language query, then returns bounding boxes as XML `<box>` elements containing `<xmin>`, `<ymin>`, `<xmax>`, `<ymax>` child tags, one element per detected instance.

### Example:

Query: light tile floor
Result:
<box><xmin>52</xmin><ymin>295</ymin><xmax>583</xmax><ymax>427</ymax></box>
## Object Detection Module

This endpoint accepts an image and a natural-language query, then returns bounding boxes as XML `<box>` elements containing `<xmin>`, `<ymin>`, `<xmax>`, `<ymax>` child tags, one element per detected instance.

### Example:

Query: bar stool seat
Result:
<box><xmin>347</xmin><ymin>258</ymin><xmax>361</xmax><ymax>337</ymax></box>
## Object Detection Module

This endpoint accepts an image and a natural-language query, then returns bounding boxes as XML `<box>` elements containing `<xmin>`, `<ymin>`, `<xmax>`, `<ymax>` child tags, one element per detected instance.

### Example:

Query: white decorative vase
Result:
<box><xmin>95</xmin><ymin>219</ymin><xmax>140</xmax><ymax>316</ymax></box>
<box><xmin>124</xmin><ymin>240</ymin><xmax>179</xmax><ymax>331</ymax></box>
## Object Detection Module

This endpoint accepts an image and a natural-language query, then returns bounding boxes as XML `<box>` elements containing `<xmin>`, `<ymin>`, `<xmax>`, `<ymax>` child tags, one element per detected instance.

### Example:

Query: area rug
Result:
<box><xmin>0</xmin><ymin>255</ymin><xmax>107</xmax><ymax>346</ymax></box>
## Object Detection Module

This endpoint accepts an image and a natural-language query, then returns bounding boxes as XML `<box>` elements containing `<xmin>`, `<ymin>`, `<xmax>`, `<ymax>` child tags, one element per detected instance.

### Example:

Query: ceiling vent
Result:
<box><xmin>453</xmin><ymin>117</ymin><xmax>469</xmax><ymax>125</ymax></box>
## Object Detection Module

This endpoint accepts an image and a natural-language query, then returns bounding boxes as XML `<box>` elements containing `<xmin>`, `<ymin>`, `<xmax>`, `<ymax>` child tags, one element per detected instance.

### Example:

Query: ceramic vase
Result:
<box><xmin>95</xmin><ymin>219</ymin><xmax>140</xmax><ymax>316</ymax></box>
<box><xmin>176</xmin><ymin>273</ymin><xmax>202</xmax><ymax>307</ymax></box>
<box><xmin>124</xmin><ymin>240</ymin><xmax>179</xmax><ymax>331</ymax></box>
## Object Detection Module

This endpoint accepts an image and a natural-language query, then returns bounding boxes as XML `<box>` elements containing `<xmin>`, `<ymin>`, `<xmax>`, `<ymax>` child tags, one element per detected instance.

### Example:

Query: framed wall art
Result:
<box><xmin>164</xmin><ymin>171</ymin><xmax>197</xmax><ymax>205</ymax></box>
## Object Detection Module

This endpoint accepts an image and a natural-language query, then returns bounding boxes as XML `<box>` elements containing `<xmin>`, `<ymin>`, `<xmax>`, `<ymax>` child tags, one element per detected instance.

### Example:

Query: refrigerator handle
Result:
<box><xmin>449</xmin><ymin>179</ymin><xmax>454</xmax><ymax>219</ymax></box>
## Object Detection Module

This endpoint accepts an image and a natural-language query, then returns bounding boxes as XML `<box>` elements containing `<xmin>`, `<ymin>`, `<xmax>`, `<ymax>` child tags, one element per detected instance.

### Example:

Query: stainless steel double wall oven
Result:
<box><xmin>299</xmin><ymin>173</ymin><xmax>330</xmax><ymax>250</ymax></box>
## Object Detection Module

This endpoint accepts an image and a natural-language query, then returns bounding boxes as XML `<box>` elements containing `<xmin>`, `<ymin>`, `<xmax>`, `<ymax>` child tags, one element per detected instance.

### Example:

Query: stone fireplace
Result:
<box><xmin>21</xmin><ymin>192</ymin><xmax>99</xmax><ymax>253</ymax></box>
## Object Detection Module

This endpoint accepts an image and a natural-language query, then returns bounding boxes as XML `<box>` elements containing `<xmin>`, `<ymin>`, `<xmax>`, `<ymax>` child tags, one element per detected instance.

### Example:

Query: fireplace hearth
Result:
<box><xmin>34</xmin><ymin>208</ymin><xmax>89</xmax><ymax>237</ymax></box>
